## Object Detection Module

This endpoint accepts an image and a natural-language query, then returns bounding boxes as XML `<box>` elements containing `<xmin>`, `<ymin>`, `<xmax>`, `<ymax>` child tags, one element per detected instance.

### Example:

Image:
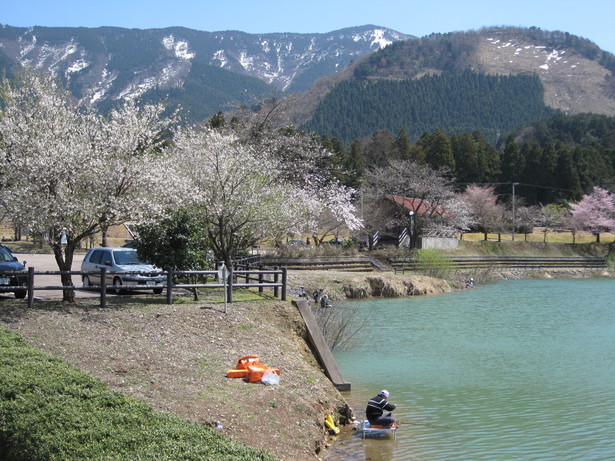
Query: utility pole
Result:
<box><xmin>409</xmin><ymin>210</ymin><xmax>415</xmax><ymax>248</ymax></box>
<box><xmin>512</xmin><ymin>182</ymin><xmax>519</xmax><ymax>241</ymax></box>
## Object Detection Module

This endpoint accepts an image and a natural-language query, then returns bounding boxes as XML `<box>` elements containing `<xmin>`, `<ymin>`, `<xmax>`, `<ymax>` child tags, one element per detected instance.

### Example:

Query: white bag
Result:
<box><xmin>261</xmin><ymin>369</ymin><xmax>280</xmax><ymax>385</ymax></box>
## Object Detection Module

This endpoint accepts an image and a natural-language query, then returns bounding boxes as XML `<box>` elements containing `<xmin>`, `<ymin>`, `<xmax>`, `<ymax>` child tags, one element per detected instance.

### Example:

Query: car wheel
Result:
<box><xmin>113</xmin><ymin>277</ymin><xmax>124</xmax><ymax>295</ymax></box>
<box><xmin>82</xmin><ymin>275</ymin><xmax>91</xmax><ymax>287</ymax></box>
<box><xmin>153</xmin><ymin>287</ymin><xmax>163</xmax><ymax>295</ymax></box>
<box><xmin>14</xmin><ymin>289</ymin><xmax>26</xmax><ymax>299</ymax></box>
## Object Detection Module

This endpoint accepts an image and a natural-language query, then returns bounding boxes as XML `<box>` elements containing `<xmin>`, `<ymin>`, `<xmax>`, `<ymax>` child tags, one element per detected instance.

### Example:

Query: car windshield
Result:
<box><xmin>0</xmin><ymin>246</ymin><xmax>15</xmax><ymax>262</ymax></box>
<box><xmin>112</xmin><ymin>250</ymin><xmax>143</xmax><ymax>265</ymax></box>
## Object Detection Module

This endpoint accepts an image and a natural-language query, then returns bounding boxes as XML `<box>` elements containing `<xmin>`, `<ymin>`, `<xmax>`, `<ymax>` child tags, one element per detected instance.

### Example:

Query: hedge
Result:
<box><xmin>0</xmin><ymin>327</ymin><xmax>276</xmax><ymax>461</ymax></box>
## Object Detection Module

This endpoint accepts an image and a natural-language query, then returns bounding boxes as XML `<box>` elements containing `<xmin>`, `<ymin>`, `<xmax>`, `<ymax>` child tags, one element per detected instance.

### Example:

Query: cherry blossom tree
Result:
<box><xmin>211</xmin><ymin>100</ymin><xmax>362</xmax><ymax>245</ymax></box>
<box><xmin>461</xmin><ymin>185</ymin><xmax>505</xmax><ymax>239</ymax></box>
<box><xmin>363</xmin><ymin>160</ymin><xmax>471</xmax><ymax>240</ymax></box>
<box><xmin>0</xmin><ymin>72</ymin><xmax>178</xmax><ymax>301</ymax></box>
<box><xmin>570</xmin><ymin>186</ymin><xmax>615</xmax><ymax>242</ymax></box>
<box><xmin>169</xmin><ymin>127</ymin><xmax>362</xmax><ymax>265</ymax></box>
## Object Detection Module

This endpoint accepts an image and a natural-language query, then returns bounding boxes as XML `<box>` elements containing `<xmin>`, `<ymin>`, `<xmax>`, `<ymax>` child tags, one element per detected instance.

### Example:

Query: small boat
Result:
<box><xmin>354</xmin><ymin>420</ymin><xmax>398</xmax><ymax>439</ymax></box>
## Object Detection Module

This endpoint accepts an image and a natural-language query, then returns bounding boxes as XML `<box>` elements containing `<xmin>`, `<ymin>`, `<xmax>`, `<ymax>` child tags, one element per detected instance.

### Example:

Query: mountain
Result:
<box><xmin>296</xmin><ymin>27</ymin><xmax>615</xmax><ymax>142</ymax></box>
<box><xmin>0</xmin><ymin>24</ymin><xmax>412</xmax><ymax>120</ymax></box>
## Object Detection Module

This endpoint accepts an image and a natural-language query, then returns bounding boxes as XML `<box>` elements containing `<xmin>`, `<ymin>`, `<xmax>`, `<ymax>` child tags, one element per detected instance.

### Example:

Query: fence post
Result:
<box><xmin>227</xmin><ymin>267</ymin><xmax>233</xmax><ymax>303</ymax></box>
<box><xmin>100</xmin><ymin>267</ymin><xmax>107</xmax><ymax>309</ymax></box>
<box><xmin>258</xmin><ymin>264</ymin><xmax>264</xmax><ymax>293</ymax></box>
<box><xmin>27</xmin><ymin>266</ymin><xmax>35</xmax><ymax>308</ymax></box>
<box><xmin>281</xmin><ymin>266</ymin><xmax>287</xmax><ymax>301</ymax></box>
<box><xmin>273</xmin><ymin>266</ymin><xmax>279</xmax><ymax>298</ymax></box>
<box><xmin>166</xmin><ymin>269</ymin><xmax>174</xmax><ymax>304</ymax></box>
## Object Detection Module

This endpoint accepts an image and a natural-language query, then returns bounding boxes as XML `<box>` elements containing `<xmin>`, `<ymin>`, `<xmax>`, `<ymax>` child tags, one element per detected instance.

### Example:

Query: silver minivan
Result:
<box><xmin>81</xmin><ymin>247</ymin><xmax>165</xmax><ymax>295</ymax></box>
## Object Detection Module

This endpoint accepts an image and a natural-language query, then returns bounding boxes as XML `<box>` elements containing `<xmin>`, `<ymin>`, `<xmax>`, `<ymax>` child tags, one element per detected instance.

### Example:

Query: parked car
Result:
<box><xmin>81</xmin><ymin>247</ymin><xmax>165</xmax><ymax>295</ymax></box>
<box><xmin>322</xmin><ymin>238</ymin><xmax>345</xmax><ymax>245</ymax></box>
<box><xmin>0</xmin><ymin>244</ymin><xmax>27</xmax><ymax>298</ymax></box>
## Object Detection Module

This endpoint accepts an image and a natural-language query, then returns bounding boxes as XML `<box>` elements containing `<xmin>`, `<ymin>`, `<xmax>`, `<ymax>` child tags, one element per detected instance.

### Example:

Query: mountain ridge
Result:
<box><xmin>0</xmin><ymin>23</ymin><xmax>412</xmax><ymax>118</ymax></box>
<box><xmin>2</xmin><ymin>24</ymin><xmax>615</xmax><ymax>134</ymax></box>
<box><xmin>291</xmin><ymin>26</ymin><xmax>615</xmax><ymax>141</ymax></box>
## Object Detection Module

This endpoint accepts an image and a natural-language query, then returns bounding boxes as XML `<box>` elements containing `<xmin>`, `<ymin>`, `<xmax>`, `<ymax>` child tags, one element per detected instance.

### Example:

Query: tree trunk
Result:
<box><xmin>53</xmin><ymin>242</ymin><xmax>76</xmax><ymax>302</ymax></box>
<box><xmin>102</xmin><ymin>227</ymin><xmax>108</xmax><ymax>247</ymax></box>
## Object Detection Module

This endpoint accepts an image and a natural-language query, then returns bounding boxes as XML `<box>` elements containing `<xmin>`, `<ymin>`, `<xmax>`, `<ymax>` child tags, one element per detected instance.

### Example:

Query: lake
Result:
<box><xmin>327</xmin><ymin>278</ymin><xmax>615</xmax><ymax>460</ymax></box>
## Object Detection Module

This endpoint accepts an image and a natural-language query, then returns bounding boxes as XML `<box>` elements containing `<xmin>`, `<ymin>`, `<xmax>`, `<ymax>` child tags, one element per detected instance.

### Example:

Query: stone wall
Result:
<box><xmin>420</xmin><ymin>237</ymin><xmax>459</xmax><ymax>250</ymax></box>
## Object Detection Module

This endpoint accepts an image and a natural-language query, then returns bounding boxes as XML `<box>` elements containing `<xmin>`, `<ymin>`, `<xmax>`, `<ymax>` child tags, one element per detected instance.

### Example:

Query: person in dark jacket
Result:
<box><xmin>366</xmin><ymin>390</ymin><xmax>397</xmax><ymax>426</ymax></box>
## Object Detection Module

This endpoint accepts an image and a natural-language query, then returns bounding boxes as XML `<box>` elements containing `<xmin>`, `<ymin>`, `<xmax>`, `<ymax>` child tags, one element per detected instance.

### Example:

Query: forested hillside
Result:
<box><xmin>317</xmin><ymin>112</ymin><xmax>615</xmax><ymax>206</ymax></box>
<box><xmin>351</xmin><ymin>27</ymin><xmax>615</xmax><ymax>81</ymax></box>
<box><xmin>137</xmin><ymin>60</ymin><xmax>273</xmax><ymax>121</ymax></box>
<box><xmin>302</xmin><ymin>71</ymin><xmax>555</xmax><ymax>143</ymax></box>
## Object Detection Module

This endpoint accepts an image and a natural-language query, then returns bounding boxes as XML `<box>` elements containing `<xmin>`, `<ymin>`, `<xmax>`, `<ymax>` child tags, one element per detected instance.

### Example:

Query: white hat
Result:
<box><xmin>380</xmin><ymin>390</ymin><xmax>389</xmax><ymax>398</ymax></box>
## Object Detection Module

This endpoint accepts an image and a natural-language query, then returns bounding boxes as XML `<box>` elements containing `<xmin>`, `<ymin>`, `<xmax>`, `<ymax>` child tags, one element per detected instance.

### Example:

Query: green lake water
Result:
<box><xmin>328</xmin><ymin>278</ymin><xmax>615</xmax><ymax>460</ymax></box>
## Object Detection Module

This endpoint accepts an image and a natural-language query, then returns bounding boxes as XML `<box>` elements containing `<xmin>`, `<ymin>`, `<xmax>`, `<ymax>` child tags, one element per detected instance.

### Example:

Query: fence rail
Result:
<box><xmin>0</xmin><ymin>266</ymin><xmax>287</xmax><ymax>308</ymax></box>
<box><xmin>391</xmin><ymin>256</ymin><xmax>608</xmax><ymax>273</ymax></box>
<box><xmin>260</xmin><ymin>256</ymin><xmax>376</xmax><ymax>271</ymax></box>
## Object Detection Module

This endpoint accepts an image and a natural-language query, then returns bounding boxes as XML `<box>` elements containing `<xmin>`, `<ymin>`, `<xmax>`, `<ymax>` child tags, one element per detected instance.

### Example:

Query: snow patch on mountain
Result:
<box><xmin>162</xmin><ymin>35</ymin><xmax>195</xmax><ymax>60</ymax></box>
<box><xmin>67</xmin><ymin>58</ymin><xmax>89</xmax><ymax>74</ymax></box>
<box><xmin>0</xmin><ymin>24</ymin><xmax>414</xmax><ymax>111</ymax></box>
<box><xmin>87</xmin><ymin>69</ymin><xmax>118</xmax><ymax>105</ymax></box>
<box><xmin>478</xmin><ymin>34</ymin><xmax>615</xmax><ymax>115</ymax></box>
<box><xmin>118</xmin><ymin>59</ymin><xmax>191</xmax><ymax>101</ymax></box>
<box><xmin>486</xmin><ymin>37</ymin><xmax>573</xmax><ymax>72</ymax></box>
<box><xmin>369</xmin><ymin>29</ymin><xmax>395</xmax><ymax>49</ymax></box>
<box><xmin>211</xmin><ymin>50</ymin><xmax>228</xmax><ymax>67</ymax></box>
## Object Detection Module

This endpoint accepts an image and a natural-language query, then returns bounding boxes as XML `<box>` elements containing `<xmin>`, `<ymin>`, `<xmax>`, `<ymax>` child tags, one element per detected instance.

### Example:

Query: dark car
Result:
<box><xmin>0</xmin><ymin>244</ymin><xmax>27</xmax><ymax>298</ymax></box>
<box><xmin>81</xmin><ymin>247</ymin><xmax>165</xmax><ymax>295</ymax></box>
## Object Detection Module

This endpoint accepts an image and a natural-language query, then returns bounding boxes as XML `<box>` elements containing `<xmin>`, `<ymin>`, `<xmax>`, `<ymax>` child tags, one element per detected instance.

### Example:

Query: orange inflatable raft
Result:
<box><xmin>226</xmin><ymin>355</ymin><xmax>280</xmax><ymax>383</ymax></box>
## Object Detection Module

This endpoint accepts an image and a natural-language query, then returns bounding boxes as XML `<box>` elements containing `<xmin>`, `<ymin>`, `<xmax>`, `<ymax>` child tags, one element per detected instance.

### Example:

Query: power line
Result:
<box><xmin>457</xmin><ymin>181</ymin><xmax>576</xmax><ymax>193</ymax></box>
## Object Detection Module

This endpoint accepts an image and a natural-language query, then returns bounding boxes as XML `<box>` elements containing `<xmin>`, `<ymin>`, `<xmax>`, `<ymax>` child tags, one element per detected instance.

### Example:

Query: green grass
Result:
<box><xmin>0</xmin><ymin>327</ymin><xmax>276</xmax><ymax>461</ymax></box>
<box><xmin>415</xmin><ymin>249</ymin><xmax>454</xmax><ymax>278</ymax></box>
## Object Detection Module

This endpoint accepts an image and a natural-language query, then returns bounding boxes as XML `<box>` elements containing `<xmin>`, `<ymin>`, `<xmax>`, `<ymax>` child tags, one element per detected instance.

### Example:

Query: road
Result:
<box><xmin>4</xmin><ymin>253</ymin><xmax>97</xmax><ymax>300</ymax></box>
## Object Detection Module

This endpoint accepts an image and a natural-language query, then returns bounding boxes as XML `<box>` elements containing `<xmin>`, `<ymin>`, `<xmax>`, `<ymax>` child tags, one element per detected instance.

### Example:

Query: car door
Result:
<box><xmin>99</xmin><ymin>250</ymin><xmax>114</xmax><ymax>286</ymax></box>
<box><xmin>85</xmin><ymin>249</ymin><xmax>109</xmax><ymax>285</ymax></box>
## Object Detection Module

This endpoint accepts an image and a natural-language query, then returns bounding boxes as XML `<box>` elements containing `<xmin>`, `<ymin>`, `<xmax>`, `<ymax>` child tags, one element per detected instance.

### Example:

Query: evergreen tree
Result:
<box><xmin>501</xmin><ymin>135</ymin><xmax>524</xmax><ymax>181</ymax></box>
<box><xmin>451</xmin><ymin>133</ymin><xmax>479</xmax><ymax>184</ymax></box>
<box><xmin>472</xmin><ymin>131</ymin><xmax>501</xmax><ymax>182</ymax></box>
<box><xmin>208</xmin><ymin>111</ymin><xmax>226</xmax><ymax>129</ymax></box>
<box><xmin>520</xmin><ymin>142</ymin><xmax>543</xmax><ymax>202</ymax></box>
<box><xmin>538</xmin><ymin>142</ymin><xmax>559</xmax><ymax>202</ymax></box>
<box><xmin>395</xmin><ymin>128</ymin><xmax>413</xmax><ymax>160</ymax></box>
<box><xmin>556</xmin><ymin>147</ymin><xmax>583</xmax><ymax>201</ymax></box>
<box><xmin>364</xmin><ymin>130</ymin><xmax>396</xmax><ymax>168</ymax></box>
<box><xmin>343</xmin><ymin>140</ymin><xmax>365</xmax><ymax>189</ymax></box>
<box><xmin>423</xmin><ymin>128</ymin><xmax>455</xmax><ymax>172</ymax></box>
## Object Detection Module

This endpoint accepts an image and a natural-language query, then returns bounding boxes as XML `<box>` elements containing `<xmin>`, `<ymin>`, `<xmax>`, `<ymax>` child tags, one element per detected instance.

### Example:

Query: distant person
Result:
<box><xmin>320</xmin><ymin>294</ymin><xmax>332</xmax><ymax>309</ymax></box>
<box><xmin>366</xmin><ymin>390</ymin><xmax>396</xmax><ymax>427</ymax></box>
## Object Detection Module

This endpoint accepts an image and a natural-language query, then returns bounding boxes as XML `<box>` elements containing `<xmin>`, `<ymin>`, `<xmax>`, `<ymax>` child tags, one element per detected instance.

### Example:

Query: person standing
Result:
<box><xmin>366</xmin><ymin>390</ymin><xmax>397</xmax><ymax>426</ymax></box>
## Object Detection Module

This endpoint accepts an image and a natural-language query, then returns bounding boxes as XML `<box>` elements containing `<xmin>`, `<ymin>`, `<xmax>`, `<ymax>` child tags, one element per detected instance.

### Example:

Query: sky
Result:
<box><xmin>3</xmin><ymin>0</ymin><xmax>615</xmax><ymax>55</ymax></box>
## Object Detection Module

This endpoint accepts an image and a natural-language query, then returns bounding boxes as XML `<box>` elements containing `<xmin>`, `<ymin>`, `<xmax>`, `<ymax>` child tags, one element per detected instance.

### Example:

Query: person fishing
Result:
<box><xmin>366</xmin><ymin>390</ymin><xmax>397</xmax><ymax>427</ymax></box>
<box><xmin>320</xmin><ymin>293</ymin><xmax>332</xmax><ymax>309</ymax></box>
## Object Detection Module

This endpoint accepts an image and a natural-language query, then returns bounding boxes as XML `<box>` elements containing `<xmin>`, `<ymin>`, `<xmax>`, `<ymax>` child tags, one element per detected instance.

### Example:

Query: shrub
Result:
<box><xmin>415</xmin><ymin>249</ymin><xmax>453</xmax><ymax>278</ymax></box>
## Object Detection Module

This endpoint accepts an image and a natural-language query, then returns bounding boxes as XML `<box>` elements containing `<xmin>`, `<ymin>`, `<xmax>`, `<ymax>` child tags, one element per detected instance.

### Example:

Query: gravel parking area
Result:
<box><xmin>6</xmin><ymin>253</ymin><xmax>105</xmax><ymax>300</ymax></box>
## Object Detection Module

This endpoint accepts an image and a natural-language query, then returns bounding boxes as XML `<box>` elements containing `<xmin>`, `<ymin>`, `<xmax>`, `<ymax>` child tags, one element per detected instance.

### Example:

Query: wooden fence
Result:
<box><xmin>0</xmin><ymin>266</ymin><xmax>287</xmax><ymax>308</ymax></box>
<box><xmin>391</xmin><ymin>256</ymin><xmax>608</xmax><ymax>273</ymax></box>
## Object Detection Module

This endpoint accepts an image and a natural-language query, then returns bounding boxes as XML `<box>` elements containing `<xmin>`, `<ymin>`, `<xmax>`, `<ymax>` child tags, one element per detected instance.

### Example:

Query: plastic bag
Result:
<box><xmin>261</xmin><ymin>369</ymin><xmax>280</xmax><ymax>385</ymax></box>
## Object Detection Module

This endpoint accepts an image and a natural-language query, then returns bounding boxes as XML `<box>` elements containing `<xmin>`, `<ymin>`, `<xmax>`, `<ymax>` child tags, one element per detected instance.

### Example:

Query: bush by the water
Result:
<box><xmin>0</xmin><ymin>327</ymin><xmax>275</xmax><ymax>461</ymax></box>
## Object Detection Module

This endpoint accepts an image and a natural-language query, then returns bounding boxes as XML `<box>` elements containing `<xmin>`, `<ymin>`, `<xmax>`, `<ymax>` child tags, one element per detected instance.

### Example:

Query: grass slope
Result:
<box><xmin>0</xmin><ymin>327</ymin><xmax>276</xmax><ymax>461</ymax></box>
